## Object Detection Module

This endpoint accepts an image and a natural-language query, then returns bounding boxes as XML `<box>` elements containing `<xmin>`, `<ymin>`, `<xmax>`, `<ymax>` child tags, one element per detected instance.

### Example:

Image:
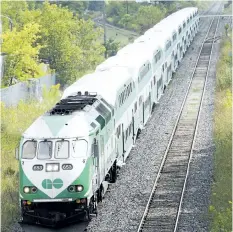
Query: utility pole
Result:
<box><xmin>0</xmin><ymin>15</ymin><xmax>13</xmax><ymax>31</ymax></box>
<box><xmin>126</xmin><ymin>0</ymin><xmax>129</xmax><ymax>14</ymax></box>
<box><xmin>103</xmin><ymin>1</ymin><xmax>107</xmax><ymax>58</ymax></box>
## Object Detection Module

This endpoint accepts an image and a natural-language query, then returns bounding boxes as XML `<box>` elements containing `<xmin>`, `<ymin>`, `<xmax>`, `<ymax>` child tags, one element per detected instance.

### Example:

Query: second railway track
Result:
<box><xmin>137</xmin><ymin>16</ymin><xmax>220</xmax><ymax>232</ymax></box>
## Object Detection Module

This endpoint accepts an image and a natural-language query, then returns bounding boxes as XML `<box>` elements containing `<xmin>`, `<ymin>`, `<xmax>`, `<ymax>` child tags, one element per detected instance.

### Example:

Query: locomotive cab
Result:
<box><xmin>18</xmin><ymin>136</ymin><xmax>93</xmax><ymax>226</ymax></box>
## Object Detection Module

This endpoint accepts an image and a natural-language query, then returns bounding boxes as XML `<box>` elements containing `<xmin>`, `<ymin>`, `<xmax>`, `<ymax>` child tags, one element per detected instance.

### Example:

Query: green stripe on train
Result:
<box><xmin>19</xmin><ymin>164</ymin><xmax>49</xmax><ymax>200</ymax></box>
<box><xmin>56</xmin><ymin>157</ymin><xmax>93</xmax><ymax>199</ymax></box>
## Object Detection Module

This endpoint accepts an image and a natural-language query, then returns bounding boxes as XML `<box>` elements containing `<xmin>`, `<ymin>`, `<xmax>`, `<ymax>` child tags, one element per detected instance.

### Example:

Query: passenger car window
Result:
<box><xmin>22</xmin><ymin>141</ymin><xmax>37</xmax><ymax>159</ymax></box>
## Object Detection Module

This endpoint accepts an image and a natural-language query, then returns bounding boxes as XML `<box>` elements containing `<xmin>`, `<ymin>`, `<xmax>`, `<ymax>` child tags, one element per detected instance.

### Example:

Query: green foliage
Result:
<box><xmin>104</xmin><ymin>1</ymin><xmax>211</xmax><ymax>34</ymax></box>
<box><xmin>1</xmin><ymin>1</ymin><xmax>105</xmax><ymax>86</ymax></box>
<box><xmin>31</xmin><ymin>2</ymin><xmax>105</xmax><ymax>84</ymax></box>
<box><xmin>104</xmin><ymin>38</ymin><xmax>120</xmax><ymax>58</ymax></box>
<box><xmin>209</xmin><ymin>34</ymin><xmax>232</xmax><ymax>232</ymax></box>
<box><xmin>57</xmin><ymin>1</ymin><xmax>89</xmax><ymax>17</ymax></box>
<box><xmin>137</xmin><ymin>5</ymin><xmax>167</xmax><ymax>33</ymax></box>
<box><xmin>224</xmin><ymin>24</ymin><xmax>230</xmax><ymax>36</ymax></box>
<box><xmin>106</xmin><ymin>2</ymin><xmax>166</xmax><ymax>34</ymax></box>
<box><xmin>106</xmin><ymin>2</ymin><xmax>140</xmax><ymax>31</ymax></box>
<box><xmin>88</xmin><ymin>1</ymin><xmax>104</xmax><ymax>12</ymax></box>
<box><xmin>1</xmin><ymin>85</ymin><xmax>61</xmax><ymax>231</ymax></box>
<box><xmin>216</xmin><ymin>33</ymin><xmax>232</xmax><ymax>91</ymax></box>
<box><xmin>1</xmin><ymin>0</ymin><xmax>28</xmax><ymax>31</ymax></box>
<box><xmin>1</xmin><ymin>23</ymin><xmax>44</xmax><ymax>86</ymax></box>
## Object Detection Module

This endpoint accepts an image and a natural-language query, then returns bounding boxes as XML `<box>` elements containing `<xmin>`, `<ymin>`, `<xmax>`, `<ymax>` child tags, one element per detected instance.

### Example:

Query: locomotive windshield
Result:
<box><xmin>71</xmin><ymin>139</ymin><xmax>88</xmax><ymax>158</ymax></box>
<box><xmin>22</xmin><ymin>140</ymin><xmax>37</xmax><ymax>159</ymax></box>
<box><xmin>55</xmin><ymin>140</ymin><xmax>69</xmax><ymax>159</ymax></box>
<box><xmin>38</xmin><ymin>141</ymin><xmax>52</xmax><ymax>159</ymax></box>
<box><xmin>21</xmin><ymin>139</ymin><xmax>87</xmax><ymax>159</ymax></box>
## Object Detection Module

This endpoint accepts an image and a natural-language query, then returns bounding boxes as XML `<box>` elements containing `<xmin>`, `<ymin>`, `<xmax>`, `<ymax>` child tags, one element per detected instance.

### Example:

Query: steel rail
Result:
<box><xmin>137</xmin><ymin>16</ymin><xmax>219</xmax><ymax>232</ymax></box>
<box><xmin>173</xmin><ymin>16</ymin><xmax>220</xmax><ymax>232</ymax></box>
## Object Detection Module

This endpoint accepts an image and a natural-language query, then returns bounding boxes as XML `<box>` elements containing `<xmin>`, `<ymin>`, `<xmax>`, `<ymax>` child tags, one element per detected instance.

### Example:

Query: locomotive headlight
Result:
<box><xmin>76</xmin><ymin>185</ymin><xmax>84</xmax><ymax>192</ymax></box>
<box><xmin>68</xmin><ymin>185</ymin><xmax>75</xmax><ymax>192</ymax></box>
<box><xmin>31</xmin><ymin>186</ymin><xmax>38</xmax><ymax>193</ymax></box>
<box><xmin>46</xmin><ymin>163</ymin><xmax>59</xmax><ymax>172</ymax></box>
<box><xmin>23</xmin><ymin>187</ymin><xmax>30</xmax><ymax>193</ymax></box>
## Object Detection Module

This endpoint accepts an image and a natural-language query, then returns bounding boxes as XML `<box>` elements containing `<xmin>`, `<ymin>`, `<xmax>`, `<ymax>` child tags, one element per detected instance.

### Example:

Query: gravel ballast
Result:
<box><xmin>86</xmin><ymin>17</ymin><xmax>216</xmax><ymax>232</ymax></box>
<box><xmin>177</xmin><ymin>14</ymin><xmax>229</xmax><ymax>232</ymax></box>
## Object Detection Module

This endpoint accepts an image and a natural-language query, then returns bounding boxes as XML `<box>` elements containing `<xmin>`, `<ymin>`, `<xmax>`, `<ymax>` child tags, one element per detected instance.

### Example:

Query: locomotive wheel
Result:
<box><xmin>89</xmin><ymin>198</ymin><xmax>98</xmax><ymax>217</ymax></box>
<box><xmin>83</xmin><ymin>208</ymin><xmax>91</xmax><ymax>222</ymax></box>
<box><xmin>110</xmin><ymin>161</ymin><xmax>117</xmax><ymax>183</ymax></box>
<box><xmin>163</xmin><ymin>85</ymin><xmax>166</xmax><ymax>93</ymax></box>
<box><xmin>97</xmin><ymin>185</ymin><xmax>104</xmax><ymax>202</ymax></box>
<box><xmin>136</xmin><ymin>128</ymin><xmax>141</xmax><ymax>139</ymax></box>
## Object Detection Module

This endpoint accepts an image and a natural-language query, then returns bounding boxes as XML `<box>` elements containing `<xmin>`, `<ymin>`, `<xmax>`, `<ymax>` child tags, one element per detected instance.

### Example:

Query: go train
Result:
<box><xmin>16</xmin><ymin>7</ymin><xmax>199</xmax><ymax>226</ymax></box>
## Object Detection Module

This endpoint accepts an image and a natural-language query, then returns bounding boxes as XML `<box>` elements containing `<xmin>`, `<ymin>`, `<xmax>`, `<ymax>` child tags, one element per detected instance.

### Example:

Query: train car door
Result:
<box><xmin>138</xmin><ymin>96</ymin><xmax>144</xmax><ymax>127</ymax></box>
<box><xmin>99</xmin><ymin>134</ymin><xmax>105</xmax><ymax>181</ymax></box>
<box><xmin>132</xmin><ymin>109</ymin><xmax>135</xmax><ymax>143</ymax></box>
<box><xmin>167</xmin><ymin>64</ymin><xmax>172</xmax><ymax>82</ymax></box>
<box><xmin>149</xmin><ymin>92</ymin><xmax>152</xmax><ymax>112</ymax></box>
<box><xmin>164</xmin><ymin>62</ymin><xmax>168</xmax><ymax>84</ymax></box>
<box><xmin>121</xmin><ymin>124</ymin><xmax>125</xmax><ymax>161</ymax></box>
<box><xmin>92</xmin><ymin>137</ymin><xmax>100</xmax><ymax>192</ymax></box>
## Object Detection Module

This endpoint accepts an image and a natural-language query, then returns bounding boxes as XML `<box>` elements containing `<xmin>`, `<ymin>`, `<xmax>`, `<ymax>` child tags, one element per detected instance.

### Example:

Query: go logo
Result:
<box><xmin>42</xmin><ymin>178</ymin><xmax>63</xmax><ymax>189</ymax></box>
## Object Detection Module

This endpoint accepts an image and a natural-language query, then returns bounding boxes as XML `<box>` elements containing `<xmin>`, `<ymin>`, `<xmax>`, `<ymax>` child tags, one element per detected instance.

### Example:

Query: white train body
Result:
<box><xmin>18</xmin><ymin>8</ymin><xmax>199</xmax><ymax>226</ymax></box>
<box><xmin>62</xmin><ymin>4</ymin><xmax>199</xmax><ymax>203</ymax></box>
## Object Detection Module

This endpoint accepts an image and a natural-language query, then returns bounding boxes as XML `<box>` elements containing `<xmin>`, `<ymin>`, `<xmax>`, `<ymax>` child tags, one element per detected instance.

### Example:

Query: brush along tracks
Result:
<box><xmin>137</xmin><ymin>17</ymin><xmax>220</xmax><ymax>232</ymax></box>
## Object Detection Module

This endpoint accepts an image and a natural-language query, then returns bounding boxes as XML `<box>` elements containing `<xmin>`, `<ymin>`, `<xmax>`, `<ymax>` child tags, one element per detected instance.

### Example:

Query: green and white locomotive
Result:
<box><xmin>16</xmin><ymin>7</ymin><xmax>199</xmax><ymax>227</ymax></box>
<box><xmin>17</xmin><ymin>67</ymin><xmax>138</xmax><ymax>226</ymax></box>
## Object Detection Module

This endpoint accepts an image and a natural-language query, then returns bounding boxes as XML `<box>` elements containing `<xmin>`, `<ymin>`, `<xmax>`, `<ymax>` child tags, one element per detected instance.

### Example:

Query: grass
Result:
<box><xmin>195</xmin><ymin>1</ymin><xmax>213</xmax><ymax>11</ymax></box>
<box><xmin>224</xmin><ymin>2</ymin><xmax>232</xmax><ymax>15</ymax></box>
<box><xmin>97</xmin><ymin>24</ymin><xmax>139</xmax><ymax>48</ymax></box>
<box><xmin>209</xmin><ymin>32</ymin><xmax>232</xmax><ymax>231</ymax></box>
<box><xmin>1</xmin><ymin>85</ymin><xmax>61</xmax><ymax>231</ymax></box>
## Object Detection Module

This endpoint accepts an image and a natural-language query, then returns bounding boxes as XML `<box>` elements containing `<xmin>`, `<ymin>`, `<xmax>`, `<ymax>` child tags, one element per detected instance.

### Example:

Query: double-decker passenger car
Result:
<box><xmin>16</xmin><ymin>7</ymin><xmax>199</xmax><ymax>226</ymax></box>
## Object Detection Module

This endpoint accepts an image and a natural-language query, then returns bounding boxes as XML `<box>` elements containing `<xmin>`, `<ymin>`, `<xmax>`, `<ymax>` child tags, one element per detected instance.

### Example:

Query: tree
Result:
<box><xmin>119</xmin><ymin>14</ymin><xmax>132</xmax><ymax>28</ymax></box>
<box><xmin>88</xmin><ymin>1</ymin><xmax>104</xmax><ymax>11</ymax></box>
<box><xmin>104</xmin><ymin>39</ymin><xmax>120</xmax><ymax>58</ymax></box>
<box><xmin>1</xmin><ymin>23</ymin><xmax>43</xmax><ymax>86</ymax></box>
<box><xmin>56</xmin><ymin>1</ymin><xmax>89</xmax><ymax>17</ymax></box>
<box><xmin>137</xmin><ymin>6</ymin><xmax>166</xmax><ymax>33</ymax></box>
<box><xmin>37</xmin><ymin>2</ymin><xmax>105</xmax><ymax>84</ymax></box>
<box><xmin>1</xmin><ymin>0</ymin><xmax>28</xmax><ymax>32</ymax></box>
<box><xmin>224</xmin><ymin>24</ymin><xmax>229</xmax><ymax>37</ymax></box>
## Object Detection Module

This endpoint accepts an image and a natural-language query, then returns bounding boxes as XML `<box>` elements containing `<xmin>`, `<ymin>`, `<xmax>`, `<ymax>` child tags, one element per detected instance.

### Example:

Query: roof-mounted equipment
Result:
<box><xmin>49</xmin><ymin>92</ymin><xmax>97</xmax><ymax>115</ymax></box>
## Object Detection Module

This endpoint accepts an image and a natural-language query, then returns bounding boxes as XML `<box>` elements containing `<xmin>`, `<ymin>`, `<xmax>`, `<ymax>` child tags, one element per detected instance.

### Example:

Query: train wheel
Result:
<box><xmin>136</xmin><ymin>128</ymin><xmax>141</xmax><ymax>139</ymax></box>
<box><xmin>97</xmin><ymin>185</ymin><xmax>104</xmax><ymax>202</ymax></box>
<box><xmin>163</xmin><ymin>85</ymin><xmax>166</xmax><ymax>93</ymax></box>
<box><xmin>83</xmin><ymin>208</ymin><xmax>91</xmax><ymax>222</ymax></box>
<box><xmin>151</xmin><ymin>103</ymin><xmax>156</xmax><ymax>114</ymax></box>
<box><xmin>89</xmin><ymin>197</ymin><xmax>98</xmax><ymax>217</ymax></box>
<box><xmin>110</xmin><ymin>161</ymin><xmax>117</xmax><ymax>183</ymax></box>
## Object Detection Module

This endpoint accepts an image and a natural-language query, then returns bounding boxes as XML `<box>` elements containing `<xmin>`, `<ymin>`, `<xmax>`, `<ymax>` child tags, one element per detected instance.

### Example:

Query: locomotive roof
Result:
<box><xmin>23</xmin><ymin>111</ymin><xmax>92</xmax><ymax>139</ymax></box>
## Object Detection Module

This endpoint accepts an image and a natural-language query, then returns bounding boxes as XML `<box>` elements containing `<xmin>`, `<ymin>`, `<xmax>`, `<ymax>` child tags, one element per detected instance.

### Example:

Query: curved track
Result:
<box><xmin>137</xmin><ymin>16</ymin><xmax>220</xmax><ymax>232</ymax></box>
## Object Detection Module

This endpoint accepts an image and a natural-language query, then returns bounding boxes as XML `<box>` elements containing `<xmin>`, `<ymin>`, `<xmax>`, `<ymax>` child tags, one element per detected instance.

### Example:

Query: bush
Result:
<box><xmin>1</xmin><ymin>84</ymin><xmax>60</xmax><ymax>231</ymax></box>
<box><xmin>216</xmin><ymin>36</ymin><xmax>232</xmax><ymax>91</ymax></box>
<box><xmin>209</xmin><ymin>34</ymin><xmax>232</xmax><ymax>231</ymax></box>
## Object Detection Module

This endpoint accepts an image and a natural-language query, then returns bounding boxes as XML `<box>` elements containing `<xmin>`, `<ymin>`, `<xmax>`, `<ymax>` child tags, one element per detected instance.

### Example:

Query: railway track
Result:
<box><xmin>18</xmin><ymin>5</ymin><xmax>222</xmax><ymax>232</ymax></box>
<box><xmin>137</xmin><ymin>16</ymin><xmax>220</xmax><ymax>232</ymax></box>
